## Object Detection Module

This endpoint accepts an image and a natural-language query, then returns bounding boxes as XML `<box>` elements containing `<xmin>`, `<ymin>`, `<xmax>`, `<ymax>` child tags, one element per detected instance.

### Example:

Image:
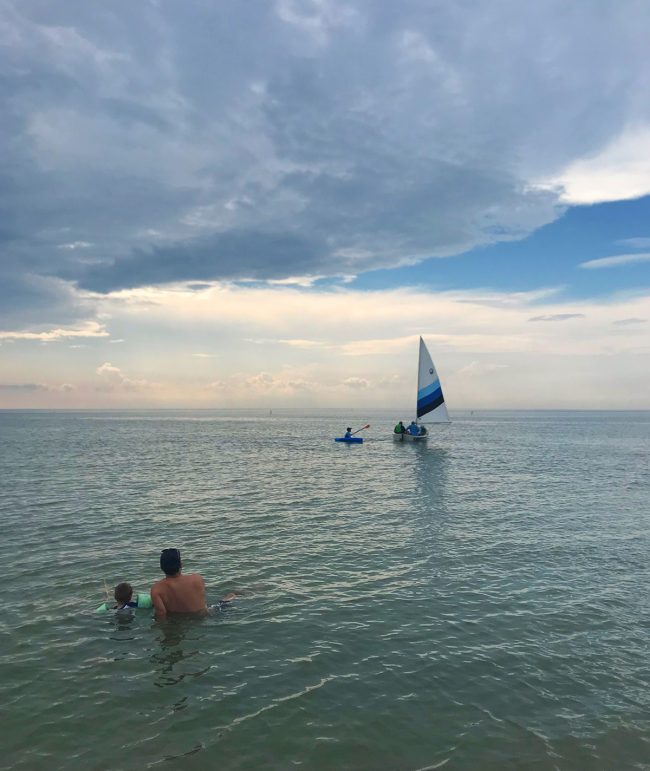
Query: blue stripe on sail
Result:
<box><xmin>417</xmin><ymin>379</ymin><xmax>440</xmax><ymax>401</ymax></box>
<box><xmin>417</xmin><ymin>387</ymin><xmax>444</xmax><ymax>417</ymax></box>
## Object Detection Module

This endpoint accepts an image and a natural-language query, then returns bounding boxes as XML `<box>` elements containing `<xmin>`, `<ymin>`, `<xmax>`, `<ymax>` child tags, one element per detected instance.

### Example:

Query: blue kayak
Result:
<box><xmin>335</xmin><ymin>437</ymin><xmax>363</xmax><ymax>443</ymax></box>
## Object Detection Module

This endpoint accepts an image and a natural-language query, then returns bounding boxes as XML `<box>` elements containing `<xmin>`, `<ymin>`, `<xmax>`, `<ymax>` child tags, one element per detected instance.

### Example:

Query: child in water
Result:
<box><xmin>95</xmin><ymin>582</ymin><xmax>153</xmax><ymax>612</ymax></box>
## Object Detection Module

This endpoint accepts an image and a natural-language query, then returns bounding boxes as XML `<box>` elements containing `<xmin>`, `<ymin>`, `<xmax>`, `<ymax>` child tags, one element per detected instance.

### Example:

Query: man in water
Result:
<box><xmin>151</xmin><ymin>548</ymin><xmax>206</xmax><ymax>618</ymax></box>
<box><xmin>151</xmin><ymin>548</ymin><xmax>237</xmax><ymax>618</ymax></box>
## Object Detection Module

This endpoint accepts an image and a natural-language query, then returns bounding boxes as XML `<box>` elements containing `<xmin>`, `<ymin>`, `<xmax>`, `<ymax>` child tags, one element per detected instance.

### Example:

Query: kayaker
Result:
<box><xmin>344</xmin><ymin>427</ymin><xmax>353</xmax><ymax>438</ymax></box>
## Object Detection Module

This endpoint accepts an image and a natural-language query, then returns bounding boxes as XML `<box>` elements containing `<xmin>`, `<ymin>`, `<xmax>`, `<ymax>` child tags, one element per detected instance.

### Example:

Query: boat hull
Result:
<box><xmin>335</xmin><ymin>437</ymin><xmax>363</xmax><ymax>443</ymax></box>
<box><xmin>392</xmin><ymin>432</ymin><xmax>427</xmax><ymax>442</ymax></box>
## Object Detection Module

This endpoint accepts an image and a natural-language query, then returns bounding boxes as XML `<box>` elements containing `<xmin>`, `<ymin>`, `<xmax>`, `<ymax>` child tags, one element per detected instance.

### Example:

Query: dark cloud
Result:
<box><xmin>77</xmin><ymin>230</ymin><xmax>329</xmax><ymax>292</ymax></box>
<box><xmin>0</xmin><ymin>273</ymin><xmax>92</xmax><ymax>330</ymax></box>
<box><xmin>1</xmin><ymin>0</ymin><xmax>650</xmax><ymax>316</ymax></box>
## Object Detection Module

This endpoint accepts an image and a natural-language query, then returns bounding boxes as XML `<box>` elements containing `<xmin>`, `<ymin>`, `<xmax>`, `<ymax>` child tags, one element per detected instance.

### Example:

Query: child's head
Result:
<box><xmin>114</xmin><ymin>582</ymin><xmax>133</xmax><ymax>604</ymax></box>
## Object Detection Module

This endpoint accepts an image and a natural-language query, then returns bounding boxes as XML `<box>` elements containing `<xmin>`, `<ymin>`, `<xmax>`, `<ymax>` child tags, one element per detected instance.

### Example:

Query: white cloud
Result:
<box><xmin>342</xmin><ymin>376</ymin><xmax>370</xmax><ymax>389</ymax></box>
<box><xmin>580</xmin><ymin>252</ymin><xmax>650</xmax><ymax>269</ymax></box>
<box><xmin>617</xmin><ymin>237</ymin><xmax>650</xmax><ymax>249</ymax></box>
<box><xmin>57</xmin><ymin>241</ymin><xmax>93</xmax><ymax>250</ymax></box>
<box><xmin>277</xmin><ymin>338</ymin><xmax>324</xmax><ymax>348</ymax></box>
<box><xmin>267</xmin><ymin>276</ymin><xmax>325</xmax><ymax>288</ymax></box>
<box><xmin>208</xmin><ymin>370</ymin><xmax>317</xmax><ymax>395</ymax></box>
<box><xmin>543</xmin><ymin>126</ymin><xmax>650</xmax><ymax>204</ymax></box>
<box><xmin>528</xmin><ymin>313</ymin><xmax>585</xmax><ymax>322</ymax></box>
<box><xmin>95</xmin><ymin>361</ymin><xmax>149</xmax><ymax>391</ymax></box>
<box><xmin>3</xmin><ymin>279</ymin><xmax>650</xmax><ymax>407</ymax></box>
<box><xmin>0</xmin><ymin>321</ymin><xmax>109</xmax><ymax>342</ymax></box>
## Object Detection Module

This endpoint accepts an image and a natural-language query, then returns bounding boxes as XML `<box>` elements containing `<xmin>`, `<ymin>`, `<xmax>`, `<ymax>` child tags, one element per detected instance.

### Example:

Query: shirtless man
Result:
<box><xmin>151</xmin><ymin>548</ymin><xmax>237</xmax><ymax>618</ymax></box>
<box><xmin>151</xmin><ymin>548</ymin><xmax>208</xmax><ymax>618</ymax></box>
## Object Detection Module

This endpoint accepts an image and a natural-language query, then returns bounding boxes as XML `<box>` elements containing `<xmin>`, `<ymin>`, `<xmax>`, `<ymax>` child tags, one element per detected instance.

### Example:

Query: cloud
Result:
<box><xmin>277</xmin><ymin>338</ymin><xmax>324</xmax><ymax>348</ymax></box>
<box><xmin>208</xmin><ymin>370</ymin><xmax>316</xmax><ymax>394</ymax></box>
<box><xmin>2</xmin><ymin>0</ymin><xmax>650</xmax><ymax>313</ymax></box>
<box><xmin>579</xmin><ymin>252</ymin><xmax>650</xmax><ymax>269</ymax></box>
<box><xmin>617</xmin><ymin>237</ymin><xmax>650</xmax><ymax>249</ymax></box>
<box><xmin>3</xmin><ymin>281</ymin><xmax>650</xmax><ymax>407</ymax></box>
<box><xmin>342</xmin><ymin>376</ymin><xmax>370</xmax><ymax>389</ymax></box>
<box><xmin>0</xmin><ymin>382</ymin><xmax>74</xmax><ymax>392</ymax></box>
<box><xmin>57</xmin><ymin>241</ymin><xmax>92</xmax><ymax>250</ymax></box>
<box><xmin>0</xmin><ymin>383</ymin><xmax>46</xmax><ymax>392</ymax></box>
<box><xmin>95</xmin><ymin>361</ymin><xmax>147</xmax><ymax>391</ymax></box>
<box><xmin>192</xmin><ymin>352</ymin><xmax>217</xmax><ymax>358</ymax></box>
<box><xmin>543</xmin><ymin>126</ymin><xmax>650</xmax><ymax>204</ymax></box>
<box><xmin>613</xmin><ymin>317</ymin><xmax>647</xmax><ymax>325</ymax></box>
<box><xmin>340</xmin><ymin>335</ymin><xmax>417</xmax><ymax>356</ymax></box>
<box><xmin>244</xmin><ymin>337</ymin><xmax>324</xmax><ymax>348</ymax></box>
<box><xmin>0</xmin><ymin>320</ymin><xmax>109</xmax><ymax>341</ymax></box>
<box><xmin>528</xmin><ymin>313</ymin><xmax>585</xmax><ymax>322</ymax></box>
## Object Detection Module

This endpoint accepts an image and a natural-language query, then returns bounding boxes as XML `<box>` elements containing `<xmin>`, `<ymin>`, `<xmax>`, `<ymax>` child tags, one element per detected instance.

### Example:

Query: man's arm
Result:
<box><xmin>151</xmin><ymin>585</ymin><xmax>167</xmax><ymax>619</ymax></box>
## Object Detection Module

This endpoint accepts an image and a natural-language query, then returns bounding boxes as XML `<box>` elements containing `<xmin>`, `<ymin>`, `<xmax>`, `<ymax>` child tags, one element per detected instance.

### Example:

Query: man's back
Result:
<box><xmin>151</xmin><ymin>573</ymin><xmax>207</xmax><ymax>617</ymax></box>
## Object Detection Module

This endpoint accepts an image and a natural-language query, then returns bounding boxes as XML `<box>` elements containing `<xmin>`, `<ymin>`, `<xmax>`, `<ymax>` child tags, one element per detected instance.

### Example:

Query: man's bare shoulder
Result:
<box><xmin>151</xmin><ymin>578</ymin><xmax>166</xmax><ymax>594</ymax></box>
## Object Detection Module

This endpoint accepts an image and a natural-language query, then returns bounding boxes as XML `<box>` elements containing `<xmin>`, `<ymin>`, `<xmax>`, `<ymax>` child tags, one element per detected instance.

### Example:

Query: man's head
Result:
<box><xmin>346</xmin><ymin>427</ymin><xmax>351</xmax><ymax>432</ymax></box>
<box><xmin>114</xmin><ymin>582</ymin><xmax>133</xmax><ymax>604</ymax></box>
<box><xmin>160</xmin><ymin>548</ymin><xmax>182</xmax><ymax>576</ymax></box>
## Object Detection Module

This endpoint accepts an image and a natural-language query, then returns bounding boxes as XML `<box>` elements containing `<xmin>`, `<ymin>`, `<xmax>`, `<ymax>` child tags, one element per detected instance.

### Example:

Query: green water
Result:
<box><xmin>2</xmin><ymin>410</ymin><xmax>650</xmax><ymax>770</ymax></box>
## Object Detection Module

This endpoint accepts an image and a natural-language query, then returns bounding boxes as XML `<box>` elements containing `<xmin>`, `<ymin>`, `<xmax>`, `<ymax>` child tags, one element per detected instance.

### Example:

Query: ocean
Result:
<box><xmin>1</xmin><ymin>409</ymin><xmax>649</xmax><ymax>770</ymax></box>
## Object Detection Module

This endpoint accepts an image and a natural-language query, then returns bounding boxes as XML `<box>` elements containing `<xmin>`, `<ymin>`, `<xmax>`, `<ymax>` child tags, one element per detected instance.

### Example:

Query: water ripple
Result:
<box><xmin>1</xmin><ymin>409</ymin><xmax>650</xmax><ymax>769</ymax></box>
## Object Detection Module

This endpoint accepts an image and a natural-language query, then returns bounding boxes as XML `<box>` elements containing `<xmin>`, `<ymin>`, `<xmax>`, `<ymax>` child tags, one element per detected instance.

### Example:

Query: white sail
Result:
<box><xmin>416</xmin><ymin>337</ymin><xmax>449</xmax><ymax>423</ymax></box>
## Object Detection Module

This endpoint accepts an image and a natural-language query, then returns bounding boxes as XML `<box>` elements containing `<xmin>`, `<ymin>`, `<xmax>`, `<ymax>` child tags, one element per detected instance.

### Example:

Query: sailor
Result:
<box><xmin>393</xmin><ymin>421</ymin><xmax>406</xmax><ymax>434</ymax></box>
<box><xmin>407</xmin><ymin>420</ymin><xmax>419</xmax><ymax>435</ymax></box>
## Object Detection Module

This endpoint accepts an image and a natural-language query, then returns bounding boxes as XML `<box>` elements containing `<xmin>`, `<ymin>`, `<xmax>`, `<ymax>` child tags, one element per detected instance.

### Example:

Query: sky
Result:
<box><xmin>1</xmin><ymin>0</ymin><xmax>650</xmax><ymax>409</ymax></box>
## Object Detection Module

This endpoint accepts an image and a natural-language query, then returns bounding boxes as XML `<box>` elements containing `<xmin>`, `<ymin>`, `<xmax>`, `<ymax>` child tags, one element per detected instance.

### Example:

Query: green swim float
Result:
<box><xmin>95</xmin><ymin>592</ymin><xmax>153</xmax><ymax>613</ymax></box>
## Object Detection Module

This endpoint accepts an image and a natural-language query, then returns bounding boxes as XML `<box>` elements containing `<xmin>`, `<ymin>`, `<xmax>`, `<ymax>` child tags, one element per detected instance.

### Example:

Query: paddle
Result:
<box><xmin>351</xmin><ymin>424</ymin><xmax>370</xmax><ymax>435</ymax></box>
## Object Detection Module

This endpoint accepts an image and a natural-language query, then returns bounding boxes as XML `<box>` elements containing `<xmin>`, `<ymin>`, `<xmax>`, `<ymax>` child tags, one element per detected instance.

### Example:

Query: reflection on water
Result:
<box><xmin>151</xmin><ymin>617</ymin><xmax>211</xmax><ymax>688</ymax></box>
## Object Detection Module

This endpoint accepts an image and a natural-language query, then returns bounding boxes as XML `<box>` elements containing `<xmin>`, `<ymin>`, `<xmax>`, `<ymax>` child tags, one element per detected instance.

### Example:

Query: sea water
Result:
<box><xmin>1</xmin><ymin>409</ymin><xmax>649</xmax><ymax>770</ymax></box>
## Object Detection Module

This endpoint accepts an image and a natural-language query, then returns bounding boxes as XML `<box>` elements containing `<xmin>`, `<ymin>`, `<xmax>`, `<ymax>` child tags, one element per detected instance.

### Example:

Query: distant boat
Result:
<box><xmin>394</xmin><ymin>337</ymin><xmax>450</xmax><ymax>442</ymax></box>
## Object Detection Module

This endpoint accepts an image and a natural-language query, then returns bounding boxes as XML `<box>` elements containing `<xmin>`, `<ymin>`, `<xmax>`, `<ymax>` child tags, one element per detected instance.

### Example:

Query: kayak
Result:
<box><xmin>335</xmin><ymin>437</ymin><xmax>363</xmax><ymax>443</ymax></box>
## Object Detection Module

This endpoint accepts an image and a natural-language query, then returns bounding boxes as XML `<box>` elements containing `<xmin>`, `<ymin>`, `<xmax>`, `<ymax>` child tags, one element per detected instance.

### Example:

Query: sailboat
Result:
<box><xmin>393</xmin><ymin>337</ymin><xmax>450</xmax><ymax>442</ymax></box>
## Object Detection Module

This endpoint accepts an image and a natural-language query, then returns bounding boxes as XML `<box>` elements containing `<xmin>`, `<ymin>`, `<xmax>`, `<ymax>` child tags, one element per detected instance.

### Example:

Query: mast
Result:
<box><xmin>416</xmin><ymin>336</ymin><xmax>422</xmax><ymax>422</ymax></box>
